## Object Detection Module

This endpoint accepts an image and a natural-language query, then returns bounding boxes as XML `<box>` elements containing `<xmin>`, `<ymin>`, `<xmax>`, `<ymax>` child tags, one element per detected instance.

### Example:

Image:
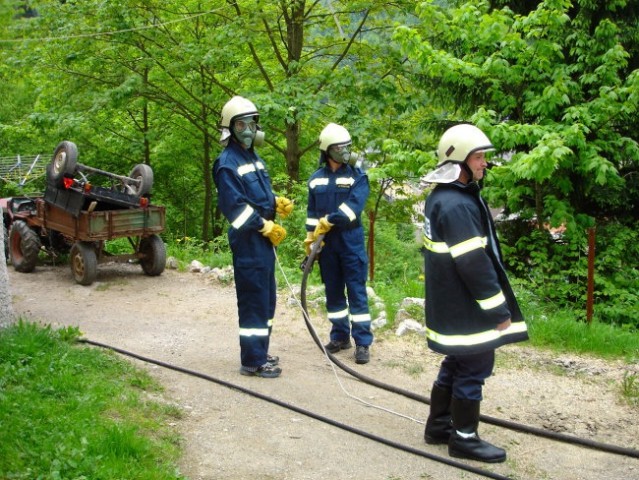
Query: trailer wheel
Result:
<box><xmin>9</xmin><ymin>220</ymin><xmax>41</xmax><ymax>273</ymax></box>
<box><xmin>3</xmin><ymin>223</ymin><xmax>8</xmax><ymax>262</ymax></box>
<box><xmin>139</xmin><ymin>235</ymin><xmax>165</xmax><ymax>276</ymax></box>
<box><xmin>49</xmin><ymin>141</ymin><xmax>79</xmax><ymax>187</ymax></box>
<box><xmin>128</xmin><ymin>164</ymin><xmax>154</xmax><ymax>197</ymax></box>
<box><xmin>70</xmin><ymin>241</ymin><xmax>97</xmax><ymax>286</ymax></box>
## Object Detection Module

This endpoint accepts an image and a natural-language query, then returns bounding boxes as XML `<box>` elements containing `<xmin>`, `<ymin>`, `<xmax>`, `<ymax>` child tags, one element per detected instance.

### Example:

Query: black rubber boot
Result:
<box><xmin>449</xmin><ymin>398</ymin><xmax>506</xmax><ymax>463</ymax></box>
<box><xmin>424</xmin><ymin>383</ymin><xmax>452</xmax><ymax>445</ymax></box>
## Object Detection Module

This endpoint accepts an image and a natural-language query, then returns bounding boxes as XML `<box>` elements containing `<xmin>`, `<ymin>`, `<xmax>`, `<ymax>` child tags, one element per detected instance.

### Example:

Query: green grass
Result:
<box><xmin>527</xmin><ymin>311</ymin><xmax>639</xmax><ymax>359</ymax></box>
<box><xmin>621</xmin><ymin>372</ymin><xmax>639</xmax><ymax>407</ymax></box>
<box><xmin>0</xmin><ymin>321</ymin><xmax>185</xmax><ymax>480</ymax></box>
<box><xmin>165</xmin><ymin>235</ymin><xmax>232</xmax><ymax>271</ymax></box>
<box><xmin>514</xmin><ymin>280</ymin><xmax>639</xmax><ymax>361</ymax></box>
<box><xmin>518</xmin><ymin>294</ymin><xmax>639</xmax><ymax>405</ymax></box>
<box><xmin>158</xmin><ymin>231</ymin><xmax>639</xmax><ymax>363</ymax></box>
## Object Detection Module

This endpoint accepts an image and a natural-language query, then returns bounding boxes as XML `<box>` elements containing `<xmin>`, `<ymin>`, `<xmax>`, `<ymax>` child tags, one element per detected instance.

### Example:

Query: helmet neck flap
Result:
<box><xmin>425</xmin><ymin>124</ymin><xmax>493</xmax><ymax>184</ymax></box>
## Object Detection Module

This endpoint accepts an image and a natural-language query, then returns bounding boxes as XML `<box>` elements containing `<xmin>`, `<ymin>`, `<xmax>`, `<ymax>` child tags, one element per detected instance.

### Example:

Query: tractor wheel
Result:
<box><xmin>9</xmin><ymin>220</ymin><xmax>41</xmax><ymax>273</ymax></box>
<box><xmin>128</xmin><ymin>164</ymin><xmax>154</xmax><ymax>197</ymax></box>
<box><xmin>139</xmin><ymin>235</ymin><xmax>165</xmax><ymax>276</ymax></box>
<box><xmin>49</xmin><ymin>141</ymin><xmax>78</xmax><ymax>188</ymax></box>
<box><xmin>70</xmin><ymin>241</ymin><xmax>97</xmax><ymax>286</ymax></box>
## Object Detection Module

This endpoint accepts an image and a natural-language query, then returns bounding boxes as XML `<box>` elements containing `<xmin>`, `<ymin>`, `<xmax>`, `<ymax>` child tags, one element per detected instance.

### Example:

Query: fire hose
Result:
<box><xmin>73</xmin><ymin>234</ymin><xmax>636</xmax><ymax>480</ymax></box>
<box><xmin>298</xmin><ymin>235</ymin><xmax>639</xmax><ymax>460</ymax></box>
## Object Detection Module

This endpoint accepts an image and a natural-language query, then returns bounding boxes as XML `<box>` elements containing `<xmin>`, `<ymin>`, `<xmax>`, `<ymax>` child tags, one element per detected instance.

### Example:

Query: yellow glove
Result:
<box><xmin>312</xmin><ymin>216</ymin><xmax>333</xmax><ymax>240</ymax></box>
<box><xmin>303</xmin><ymin>231</ymin><xmax>314</xmax><ymax>256</ymax></box>
<box><xmin>275</xmin><ymin>196</ymin><xmax>294</xmax><ymax>219</ymax></box>
<box><xmin>260</xmin><ymin>220</ymin><xmax>287</xmax><ymax>247</ymax></box>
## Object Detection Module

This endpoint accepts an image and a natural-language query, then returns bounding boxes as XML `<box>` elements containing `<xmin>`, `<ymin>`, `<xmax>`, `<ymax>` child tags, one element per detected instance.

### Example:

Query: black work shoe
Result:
<box><xmin>266</xmin><ymin>354</ymin><xmax>279</xmax><ymax>366</ymax></box>
<box><xmin>240</xmin><ymin>364</ymin><xmax>282</xmax><ymax>378</ymax></box>
<box><xmin>449</xmin><ymin>432</ymin><xmax>506</xmax><ymax>463</ymax></box>
<box><xmin>424</xmin><ymin>418</ymin><xmax>452</xmax><ymax>445</ymax></box>
<box><xmin>355</xmin><ymin>345</ymin><xmax>370</xmax><ymax>364</ymax></box>
<box><xmin>324</xmin><ymin>339</ymin><xmax>352</xmax><ymax>353</ymax></box>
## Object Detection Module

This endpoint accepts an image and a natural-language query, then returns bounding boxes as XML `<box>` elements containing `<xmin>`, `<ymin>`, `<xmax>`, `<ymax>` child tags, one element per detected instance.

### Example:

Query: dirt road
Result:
<box><xmin>8</xmin><ymin>262</ymin><xmax>639</xmax><ymax>480</ymax></box>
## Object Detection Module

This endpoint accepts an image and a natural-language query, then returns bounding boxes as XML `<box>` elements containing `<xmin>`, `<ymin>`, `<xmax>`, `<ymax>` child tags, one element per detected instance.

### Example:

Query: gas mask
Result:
<box><xmin>232</xmin><ymin>116</ymin><xmax>261</xmax><ymax>149</ymax></box>
<box><xmin>253</xmin><ymin>130</ymin><xmax>265</xmax><ymax>147</ymax></box>
<box><xmin>328</xmin><ymin>143</ymin><xmax>353</xmax><ymax>164</ymax></box>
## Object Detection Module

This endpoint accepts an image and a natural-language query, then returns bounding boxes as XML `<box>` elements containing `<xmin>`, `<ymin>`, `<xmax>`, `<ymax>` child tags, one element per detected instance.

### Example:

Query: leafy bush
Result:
<box><xmin>498</xmin><ymin>218</ymin><xmax>639</xmax><ymax>328</ymax></box>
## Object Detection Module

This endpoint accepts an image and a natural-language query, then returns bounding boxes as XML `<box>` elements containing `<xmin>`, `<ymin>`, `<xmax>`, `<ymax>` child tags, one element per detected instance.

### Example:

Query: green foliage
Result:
<box><xmin>0</xmin><ymin>321</ymin><xmax>184</xmax><ymax>479</ymax></box>
<box><xmin>498</xmin><ymin>219</ymin><xmax>639</xmax><ymax>328</ymax></box>
<box><xmin>0</xmin><ymin>0</ymin><xmax>424</xmax><ymax>242</ymax></box>
<box><xmin>395</xmin><ymin>0</ymin><xmax>639</xmax><ymax>223</ymax></box>
<box><xmin>369</xmin><ymin>220</ymin><xmax>424</xmax><ymax>324</ymax></box>
<box><xmin>512</xmin><ymin>278</ymin><xmax>639</xmax><ymax>361</ymax></box>
<box><xmin>392</xmin><ymin>0</ymin><xmax>639</xmax><ymax>326</ymax></box>
<box><xmin>526</xmin><ymin>309</ymin><xmax>639</xmax><ymax>362</ymax></box>
<box><xmin>589</xmin><ymin>221</ymin><xmax>639</xmax><ymax>327</ymax></box>
<box><xmin>1</xmin><ymin>0</ymin><xmax>639</xmax><ymax>332</ymax></box>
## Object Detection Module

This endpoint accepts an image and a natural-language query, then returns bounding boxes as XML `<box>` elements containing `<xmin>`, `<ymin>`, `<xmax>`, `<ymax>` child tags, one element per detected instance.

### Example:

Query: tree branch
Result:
<box><xmin>313</xmin><ymin>8</ymin><xmax>371</xmax><ymax>95</ymax></box>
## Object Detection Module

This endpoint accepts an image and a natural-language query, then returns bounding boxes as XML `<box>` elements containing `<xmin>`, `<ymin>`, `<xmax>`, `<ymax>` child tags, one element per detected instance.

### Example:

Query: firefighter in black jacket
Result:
<box><xmin>422</xmin><ymin>124</ymin><xmax>528</xmax><ymax>463</ymax></box>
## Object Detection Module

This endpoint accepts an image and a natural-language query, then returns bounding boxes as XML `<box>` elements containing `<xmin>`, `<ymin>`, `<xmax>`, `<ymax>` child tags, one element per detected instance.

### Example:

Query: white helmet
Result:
<box><xmin>436</xmin><ymin>124</ymin><xmax>493</xmax><ymax>165</ymax></box>
<box><xmin>220</xmin><ymin>96</ymin><xmax>259</xmax><ymax>128</ymax></box>
<box><xmin>425</xmin><ymin>124</ymin><xmax>494</xmax><ymax>184</ymax></box>
<box><xmin>319</xmin><ymin>123</ymin><xmax>351</xmax><ymax>151</ymax></box>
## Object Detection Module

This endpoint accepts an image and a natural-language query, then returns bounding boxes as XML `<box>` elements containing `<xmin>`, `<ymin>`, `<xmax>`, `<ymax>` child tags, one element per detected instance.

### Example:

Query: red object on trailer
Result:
<box><xmin>2</xmin><ymin>140</ymin><xmax>166</xmax><ymax>286</ymax></box>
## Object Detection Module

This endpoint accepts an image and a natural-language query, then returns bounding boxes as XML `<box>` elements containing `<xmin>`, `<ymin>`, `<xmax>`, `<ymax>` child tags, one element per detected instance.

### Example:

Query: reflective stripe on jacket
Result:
<box><xmin>306</xmin><ymin>163</ymin><xmax>368</xmax><ymax>235</ymax></box>
<box><xmin>423</xmin><ymin>181</ymin><xmax>528</xmax><ymax>355</ymax></box>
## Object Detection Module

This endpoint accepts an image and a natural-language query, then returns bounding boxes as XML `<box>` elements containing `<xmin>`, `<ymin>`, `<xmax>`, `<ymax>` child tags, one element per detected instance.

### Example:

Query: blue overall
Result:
<box><xmin>306</xmin><ymin>163</ymin><xmax>373</xmax><ymax>347</ymax></box>
<box><xmin>213</xmin><ymin>140</ymin><xmax>277</xmax><ymax>368</ymax></box>
<box><xmin>435</xmin><ymin>351</ymin><xmax>495</xmax><ymax>401</ymax></box>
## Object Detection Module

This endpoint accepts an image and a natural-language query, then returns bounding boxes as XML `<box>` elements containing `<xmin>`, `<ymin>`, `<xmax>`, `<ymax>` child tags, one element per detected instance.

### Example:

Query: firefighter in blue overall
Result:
<box><xmin>305</xmin><ymin>123</ymin><xmax>373</xmax><ymax>364</ymax></box>
<box><xmin>422</xmin><ymin>124</ymin><xmax>528</xmax><ymax>462</ymax></box>
<box><xmin>213</xmin><ymin>96</ymin><xmax>293</xmax><ymax>378</ymax></box>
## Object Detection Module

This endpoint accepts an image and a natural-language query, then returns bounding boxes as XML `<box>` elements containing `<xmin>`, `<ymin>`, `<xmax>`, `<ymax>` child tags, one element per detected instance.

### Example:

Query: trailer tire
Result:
<box><xmin>3</xmin><ymin>223</ymin><xmax>9</xmax><ymax>262</ymax></box>
<box><xmin>50</xmin><ymin>141</ymin><xmax>79</xmax><ymax>187</ymax></box>
<box><xmin>9</xmin><ymin>220</ymin><xmax>41</xmax><ymax>273</ymax></box>
<box><xmin>139</xmin><ymin>235</ymin><xmax>165</xmax><ymax>276</ymax></box>
<box><xmin>128</xmin><ymin>164</ymin><xmax>154</xmax><ymax>197</ymax></box>
<box><xmin>70</xmin><ymin>241</ymin><xmax>97</xmax><ymax>286</ymax></box>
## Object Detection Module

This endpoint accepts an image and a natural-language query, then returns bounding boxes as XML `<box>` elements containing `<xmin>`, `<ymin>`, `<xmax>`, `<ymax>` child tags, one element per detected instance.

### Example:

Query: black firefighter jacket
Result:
<box><xmin>423</xmin><ymin>181</ymin><xmax>529</xmax><ymax>355</ymax></box>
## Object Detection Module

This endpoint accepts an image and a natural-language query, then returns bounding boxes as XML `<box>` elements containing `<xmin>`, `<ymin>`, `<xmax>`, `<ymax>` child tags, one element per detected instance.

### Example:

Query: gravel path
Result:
<box><xmin>8</xmin><ymin>262</ymin><xmax>639</xmax><ymax>480</ymax></box>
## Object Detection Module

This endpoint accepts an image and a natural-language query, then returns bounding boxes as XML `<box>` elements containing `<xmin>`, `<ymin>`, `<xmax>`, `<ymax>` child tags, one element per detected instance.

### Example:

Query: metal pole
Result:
<box><xmin>586</xmin><ymin>226</ymin><xmax>596</xmax><ymax>324</ymax></box>
<box><xmin>368</xmin><ymin>210</ymin><xmax>375</xmax><ymax>282</ymax></box>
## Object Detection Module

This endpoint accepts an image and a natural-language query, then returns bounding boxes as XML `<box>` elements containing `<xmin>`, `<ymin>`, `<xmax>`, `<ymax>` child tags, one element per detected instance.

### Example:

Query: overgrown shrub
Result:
<box><xmin>498</xmin><ymin>218</ymin><xmax>639</xmax><ymax>328</ymax></box>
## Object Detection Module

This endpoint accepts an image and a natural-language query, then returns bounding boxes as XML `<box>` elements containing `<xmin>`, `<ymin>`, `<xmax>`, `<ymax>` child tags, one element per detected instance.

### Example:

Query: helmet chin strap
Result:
<box><xmin>460</xmin><ymin>162</ymin><xmax>473</xmax><ymax>183</ymax></box>
<box><xmin>459</xmin><ymin>161</ymin><xmax>483</xmax><ymax>188</ymax></box>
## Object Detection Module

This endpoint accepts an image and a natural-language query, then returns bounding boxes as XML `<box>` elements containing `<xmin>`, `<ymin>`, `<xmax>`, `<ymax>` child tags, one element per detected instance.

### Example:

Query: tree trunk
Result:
<box><xmin>202</xmin><ymin>129</ymin><xmax>213</xmax><ymax>243</ymax></box>
<box><xmin>535</xmin><ymin>181</ymin><xmax>544</xmax><ymax>230</ymax></box>
<box><xmin>142</xmin><ymin>67</ymin><xmax>151</xmax><ymax>165</ymax></box>
<box><xmin>283</xmin><ymin>1</ymin><xmax>305</xmax><ymax>182</ymax></box>
<box><xmin>285</xmin><ymin>121</ymin><xmax>301</xmax><ymax>182</ymax></box>
<box><xmin>0</xmin><ymin>206</ymin><xmax>15</xmax><ymax>328</ymax></box>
